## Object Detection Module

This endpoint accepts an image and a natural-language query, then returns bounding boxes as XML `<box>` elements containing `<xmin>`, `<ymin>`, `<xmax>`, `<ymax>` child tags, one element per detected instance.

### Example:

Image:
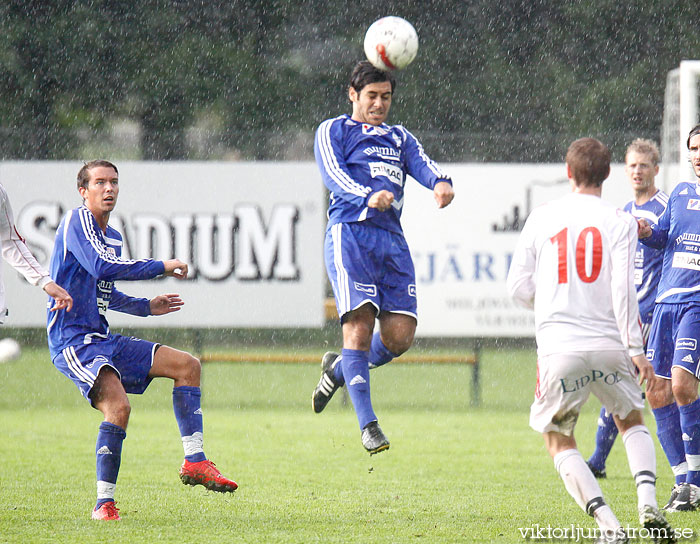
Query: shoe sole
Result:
<box><xmin>664</xmin><ymin>504</ymin><xmax>696</xmax><ymax>512</ymax></box>
<box><xmin>641</xmin><ymin>514</ymin><xmax>675</xmax><ymax>543</ymax></box>
<box><xmin>367</xmin><ymin>443</ymin><xmax>390</xmax><ymax>455</ymax></box>
<box><xmin>179</xmin><ymin>473</ymin><xmax>238</xmax><ymax>493</ymax></box>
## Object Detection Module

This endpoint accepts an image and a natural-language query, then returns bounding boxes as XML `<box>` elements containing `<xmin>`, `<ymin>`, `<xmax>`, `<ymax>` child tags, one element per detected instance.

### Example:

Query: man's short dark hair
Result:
<box><xmin>77</xmin><ymin>160</ymin><xmax>118</xmax><ymax>190</ymax></box>
<box><xmin>687</xmin><ymin>124</ymin><xmax>700</xmax><ymax>149</ymax></box>
<box><xmin>565</xmin><ymin>138</ymin><xmax>611</xmax><ymax>188</ymax></box>
<box><xmin>349</xmin><ymin>60</ymin><xmax>396</xmax><ymax>95</ymax></box>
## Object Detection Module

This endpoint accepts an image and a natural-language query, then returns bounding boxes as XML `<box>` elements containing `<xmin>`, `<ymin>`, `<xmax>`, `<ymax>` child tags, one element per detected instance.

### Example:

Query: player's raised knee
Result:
<box><xmin>183</xmin><ymin>352</ymin><xmax>201</xmax><ymax>382</ymax></box>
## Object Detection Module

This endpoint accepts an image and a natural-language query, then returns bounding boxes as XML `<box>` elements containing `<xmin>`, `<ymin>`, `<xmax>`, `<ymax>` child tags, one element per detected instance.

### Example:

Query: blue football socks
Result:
<box><xmin>341</xmin><ymin>348</ymin><xmax>376</xmax><ymax>429</ymax></box>
<box><xmin>653</xmin><ymin>402</ymin><xmax>687</xmax><ymax>485</ymax></box>
<box><xmin>368</xmin><ymin>332</ymin><xmax>399</xmax><ymax>368</ymax></box>
<box><xmin>95</xmin><ymin>421</ymin><xmax>126</xmax><ymax>508</ymax></box>
<box><xmin>679</xmin><ymin>398</ymin><xmax>700</xmax><ymax>486</ymax></box>
<box><xmin>587</xmin><ymin>407</ymin><xmax>618</xmax><ymax>471</ymax></box>
<box><xmin>173</xmin><ymin>386</ymin><xmax>206</xmax><ymax>463</ymax></box>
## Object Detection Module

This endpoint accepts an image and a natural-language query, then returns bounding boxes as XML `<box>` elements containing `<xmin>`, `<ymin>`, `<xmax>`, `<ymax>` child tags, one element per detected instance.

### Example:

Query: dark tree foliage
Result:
<box><xmin>0</xmin><ymin>0</ymin><xmax>698</xmax><ymax>161</ymax></box>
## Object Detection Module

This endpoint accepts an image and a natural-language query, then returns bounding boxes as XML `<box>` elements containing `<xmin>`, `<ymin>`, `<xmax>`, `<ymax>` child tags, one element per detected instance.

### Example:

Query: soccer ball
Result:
<box><xmin>0</xmin><ymin>338</ymin><xmax>21</xmax><ymax>363</ymax></box>
<box><xmin>363</xmin><ymin>16</ymin><xmax>418</xmax><ymax>71</ymax></box>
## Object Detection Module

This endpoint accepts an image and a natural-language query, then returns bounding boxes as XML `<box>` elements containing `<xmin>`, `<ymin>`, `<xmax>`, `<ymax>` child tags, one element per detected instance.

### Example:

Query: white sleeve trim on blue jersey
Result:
<box><xmin>317</xmin><ymin>118</ymin><xmax>373</xmax><ymax>199</ymax></box>
<box><xmin>77</xmin><ymin>206</ymin><xmax>147</xmax><ymax>266</ymax></box>
<box><xmin>396</xmin><ymin>126</ymin><xmax>450</xmax><ymax>183</ymax></box>
<box><xmin>634</xmin><ymin>208</ymin><xmax>662</xmax><ymax>224</ymax></box>
<box><xmin>62</xmin><ymin>209</ymin><xmax>72</xmax><ymax>259</ymax></box>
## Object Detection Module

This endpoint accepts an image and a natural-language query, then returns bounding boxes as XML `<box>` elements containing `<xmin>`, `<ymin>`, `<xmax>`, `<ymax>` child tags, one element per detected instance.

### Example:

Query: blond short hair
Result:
<box><xmin>626</xmin><ymin>139</ymin><xmax>660</xmax><ymax>165</ymax></box>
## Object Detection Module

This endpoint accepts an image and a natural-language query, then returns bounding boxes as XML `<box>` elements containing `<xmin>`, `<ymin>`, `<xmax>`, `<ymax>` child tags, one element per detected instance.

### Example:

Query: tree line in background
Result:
<box><xmin>1</xmin><ymin>0</ymin><xmax>698</xmax><ymax>163</ymax></box>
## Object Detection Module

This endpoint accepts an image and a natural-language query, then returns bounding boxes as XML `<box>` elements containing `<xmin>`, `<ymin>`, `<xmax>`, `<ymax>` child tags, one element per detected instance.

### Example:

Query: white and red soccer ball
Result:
<box><xmin>364</xmin><ymin>16</ymin><xmax>418</xmax><ymax>71</ymax></box>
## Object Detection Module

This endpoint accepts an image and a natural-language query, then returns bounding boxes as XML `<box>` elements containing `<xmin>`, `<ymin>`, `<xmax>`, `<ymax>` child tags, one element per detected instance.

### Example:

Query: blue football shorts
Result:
<box><xmin>325</xmin><ymin>221</ymin><xmax>417</xmax><ymax>321</ymax></box>
<box><xmin>52</xmin><ymin>334</ymin><xmax>159</xmax><ymax>404</ymax></box>
<box><xmin>646</xmin><ymin>302</ymin><xmax>700</xmax><ymax>380</ymax></box>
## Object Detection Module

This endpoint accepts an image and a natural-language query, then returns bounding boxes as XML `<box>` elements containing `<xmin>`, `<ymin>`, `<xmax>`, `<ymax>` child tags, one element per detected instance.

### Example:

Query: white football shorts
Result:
<box><xmin>529</xmin><ymin>350</ymin><xmax>644</xmax><ymax>436</ymax></box>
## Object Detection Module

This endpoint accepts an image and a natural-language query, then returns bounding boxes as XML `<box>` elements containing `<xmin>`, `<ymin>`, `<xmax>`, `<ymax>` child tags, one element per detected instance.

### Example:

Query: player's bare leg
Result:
<box><xmin>150</xmin><ymin>346</ymin><xmax>237</xmax><ymax>493</ymax></box>
<box><xmin>376</xmin><ymin>312</ymin><xmax>416</xmax><ymax>356</ymax></box>
<box><xmin>544</xmin><ymin>431</ymin><xmax>624</xmax><ymax>539</ymax></box>
<box><xmin>368</xmin><ymin>312</ymin><xmax>416</xmax><ymax>368</ymax></box>
<box><xmin>90</xmin><ymin>368</ymin><xmax>130</xmax><ymax>520</ymax></box>
<box><xmin>314</xmin><ymin>310</ymin><xmax>416</xmax><ymax>413</ymax></box>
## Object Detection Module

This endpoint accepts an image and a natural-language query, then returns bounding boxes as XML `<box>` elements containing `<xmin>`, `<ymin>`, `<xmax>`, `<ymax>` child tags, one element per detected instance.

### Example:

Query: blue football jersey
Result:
<box><xmin>314</xmin><ymin>114</ymin><xmax>451</xmax><ymax>234</ymax></box>
<box><xmin>643</xmin><ymin>182</ymin><xmax>700</xmax><ymax>304</ymax></box>
<box><xmin>47</xmin><ymin>205</ymin><xmax>165</xmax><ymax>357</ymax></box>
<box><xmin>623</xmin><ymin>190</ymin><xmax>668</xmax><ymax>322</ymax></box>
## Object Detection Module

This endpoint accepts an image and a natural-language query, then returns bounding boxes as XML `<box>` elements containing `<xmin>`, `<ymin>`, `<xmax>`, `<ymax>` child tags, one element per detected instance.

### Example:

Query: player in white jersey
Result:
<box><xmin>508</xmin><ymin>138</ymin><xmax>672</xmax><ymax>543</ymax></box>
<box><xmin>586</xmin><ymin>139</ymin><xmax>667</xmax><ymax>479</ymax></box>
<box><xmin>638</xmin><ymin>124</ymin><xmax>700</xmax><ymax>512</ymax></box>
<box><xmin>0</xmin><ymin>182</ymin><xmax>72</xmax><ymax>360</ymax></box>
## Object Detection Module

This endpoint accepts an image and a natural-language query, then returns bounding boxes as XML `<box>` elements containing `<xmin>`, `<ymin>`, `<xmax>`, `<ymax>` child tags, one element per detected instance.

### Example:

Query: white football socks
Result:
<box><xmin>554</xmin><ymin>448</ymin><xmax>620</xmax><ymax>532</ymax></box>
<box><xmin>622</xmin><ymin>424</ymin><xmax>658</xmax><ymax>510</ymax></box>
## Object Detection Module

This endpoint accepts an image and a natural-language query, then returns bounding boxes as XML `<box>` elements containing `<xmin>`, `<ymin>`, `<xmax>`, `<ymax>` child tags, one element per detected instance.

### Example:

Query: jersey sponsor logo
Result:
<box><xmin>674</xmin><ymin>232</ymin><xmax>700</xmax><ymax>245</ymax></box>
<box><xmin>88</xmin><ymin>355</ymin><xmax>109</xmax><ymax>369</ymax></box>
<box><xmin>672</xmin><ymin>252</ymin><xmax>700</xmax><ymax>271</ymax></box>
<box><xmin>646</xmin><ymin>349</ymin><xmax>654</xmax><ymax>361</ymax></box>
<box><xmin>97</xmin><ymin>280</ymin><xmax>113</xmax><ymax>316</ymax></box>
<box><xmin>408</xmin><ymin>284</ymin><xmax>416</xmax><ymax>297</ymax></box>
<box><xmin>363</xmin><ymin>146</ymin><xmax>400</xmax><ymax>161</ymax></box>
<box><xmin>353</xmin><ymin>282</ymin><xmax>377</xmax><ymax>297</ymax></box>
<box><xmin>362</xmin><ymin>124</ymin><xmax>389</xmax><ymax>136</ymax></box>
<box><xmin>560</xmin><ymin>370</ymin><xmax>621</xmax><ymax>393</ymax></box>
<box><xmin>687</xmin><ymin>199</ymin><xmax>700</xmax><ymax>211</ymax></box>
<box><xmin>368</xmin><ymin>162</ymin><xmax>404</xmax><ymax>186</ymax></box>
<box><xmin>391</xmin><ymin>132</ymin><xmax>402</xmax><ymax>148</ymax></box>
<box><xmin>681</xmin><ymin>354</ymin><xmax>695</xmax><ymax>364</ymax></box>
<box><xmin>676</xmin><ymin>338</ymin><xmax>698</xmax><ymax>351</ymax></box>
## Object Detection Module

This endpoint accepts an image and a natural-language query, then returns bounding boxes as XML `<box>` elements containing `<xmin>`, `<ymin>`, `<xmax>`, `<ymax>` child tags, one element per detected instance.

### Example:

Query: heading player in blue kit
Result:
<box><xmin>638</xmin><ymin>124</ymin><xmax>700</xmax><ymax>512</ymax></box>
<box><xmin>311</xmin><ymin>61</ymin><xmax>454</xmax><ymax>454</ymax></box>
<box><xmin>48</xmin><ymin>160</ymin><xmax>237</xmax><ymax>521</ymax></box>
<box><xmin>586</xmin><ymin>139</ymin><xmax>667</xmax><ymax>479</ymax></box>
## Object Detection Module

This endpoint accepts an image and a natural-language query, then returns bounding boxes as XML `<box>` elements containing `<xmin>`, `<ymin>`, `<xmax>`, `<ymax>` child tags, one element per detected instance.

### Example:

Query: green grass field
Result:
<box><xmin>1</xmin><ymin>344</ymin><xmax>698</xmax><ymax>543</ymax></box>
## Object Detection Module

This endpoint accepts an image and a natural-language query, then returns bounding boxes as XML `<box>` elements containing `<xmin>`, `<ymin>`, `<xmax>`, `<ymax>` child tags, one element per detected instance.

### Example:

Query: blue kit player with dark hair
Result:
<box><xmin>48</xmin><ymin>160</ymin><xmax>238</xmax><ymax>521</ymax></box>
<box><xmin>587</xmin><ymin>139</ymin><xmax>667</xmax><ymax>479</ymax></box>
<box><xmin>638</xmin><ymin>124</ymin><xmax>700</xmax><ymax>512</ymax></box>
<box><xmin>312</xmin><ymin>61</ymin><xmax>454</xmax><ymax>454</ymax></box>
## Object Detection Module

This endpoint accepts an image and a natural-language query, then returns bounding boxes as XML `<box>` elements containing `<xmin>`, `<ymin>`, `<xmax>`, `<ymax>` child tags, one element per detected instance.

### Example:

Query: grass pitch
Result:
<box><xmin>1</xmin><ymin>344</ymin><xmax>697</xmax><ymax>543</ymax></box>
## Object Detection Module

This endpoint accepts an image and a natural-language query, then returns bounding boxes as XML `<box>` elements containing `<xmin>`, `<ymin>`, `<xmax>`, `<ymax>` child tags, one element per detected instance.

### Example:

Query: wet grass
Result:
<box><xmin>0</xmin><ymin>347</ymin><xmax>695</xmax><ymax>543</ymax></box>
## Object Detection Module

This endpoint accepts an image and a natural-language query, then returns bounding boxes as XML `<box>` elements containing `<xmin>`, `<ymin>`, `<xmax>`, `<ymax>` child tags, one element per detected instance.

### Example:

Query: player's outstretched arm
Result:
<box><xmin>433</xmin><ymin>181</ymin><xmax>454</xmax><ymax>209</ymax></box>
<box><xmin>44</xmin><ymin>281</ymin><xmax>73</xmax><ymax>312</ymax></box>
<box><xmin>163</xmin><ymin>259</ymin><xmax>188</xmax><ymax>279</ymax></box>
<box><xmin>150</xmin><ymin>294</ymin><xmax>184</xmax><ymax>316</ymax></box>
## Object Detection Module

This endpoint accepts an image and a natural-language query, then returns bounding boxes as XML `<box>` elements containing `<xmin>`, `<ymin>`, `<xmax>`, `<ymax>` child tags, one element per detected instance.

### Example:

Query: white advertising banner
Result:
<box><xmin>0</xmin><ymin>161</ymin><xmax>325</xmax><ymax>328</ymax></box>
<box><xmin>402</xmin><ymin>163</ymin><xmax>648</xmax><ymax>337</ymax></box>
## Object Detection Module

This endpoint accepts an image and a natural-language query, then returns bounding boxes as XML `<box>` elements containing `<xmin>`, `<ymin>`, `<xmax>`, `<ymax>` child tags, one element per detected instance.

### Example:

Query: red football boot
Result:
<box><xmin>91</xmin><ymin>501</ymin><xmax>121</xmax><ymax>521</ymax></box>
<box><xmin>179</xmin><ymin>459</ymin><xmax>238</xmax><ymax>493</ymax></box>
